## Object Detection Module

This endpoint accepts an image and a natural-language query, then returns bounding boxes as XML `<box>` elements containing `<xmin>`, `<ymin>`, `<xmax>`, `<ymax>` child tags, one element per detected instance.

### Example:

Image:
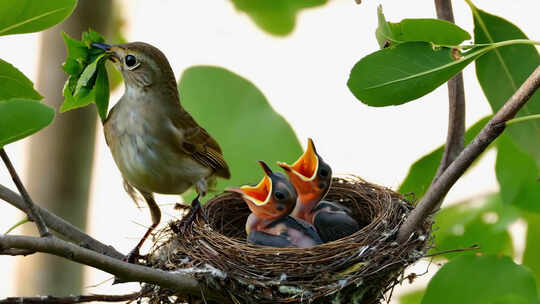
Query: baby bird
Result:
<box><xmin>92</xmin><ymin>42</ymin><xmax>230</xmax><ymax>261</ymax></box>
<box><xmin>278</xmin><ymin>138</ymin><xmax>359</xmax><ymax>242</ymax></box>
<box><xmin>228</xmin><ymin>161</ymin><xmax>321</xmax><ymax>248</ymax></box>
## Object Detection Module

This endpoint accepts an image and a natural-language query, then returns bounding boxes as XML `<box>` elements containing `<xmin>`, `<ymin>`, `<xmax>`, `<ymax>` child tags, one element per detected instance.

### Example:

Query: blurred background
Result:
<box><xmin>1</xmin><ymin>0</ymin><xmax>539</xmax><ymax>302</ymax></box>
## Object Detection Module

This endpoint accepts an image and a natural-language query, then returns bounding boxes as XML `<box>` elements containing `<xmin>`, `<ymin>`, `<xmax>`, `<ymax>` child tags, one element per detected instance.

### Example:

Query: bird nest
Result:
<box><xmin>145</xmin><ymin>176</ymin><xmax>431</xmax><ymax>304</ymax></box>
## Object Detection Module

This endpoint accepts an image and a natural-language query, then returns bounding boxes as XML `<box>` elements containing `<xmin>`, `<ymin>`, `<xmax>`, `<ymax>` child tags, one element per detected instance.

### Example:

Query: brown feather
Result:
<box><xmin>173</xmin><ymin>110</ymin><xmax>231</xmax><ymax>179</ymax></box>
<box><xmin>119</xmin><ymin>42</ymin><xmax>178</xmax><ymax>92</ymax></box>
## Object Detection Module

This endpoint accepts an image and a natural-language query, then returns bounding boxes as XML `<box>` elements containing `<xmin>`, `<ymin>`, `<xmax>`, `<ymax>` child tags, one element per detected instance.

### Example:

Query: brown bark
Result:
<box><xmin>432</xmin><ymin>0</ymin><xmax>466</xmax><ymax>212</ymax></box>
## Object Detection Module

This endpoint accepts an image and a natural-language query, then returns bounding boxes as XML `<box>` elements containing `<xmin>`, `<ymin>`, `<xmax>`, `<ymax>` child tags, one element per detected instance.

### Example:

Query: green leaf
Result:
<box><xmin>60</xmin><ymin>30</ymin><xmax>110</xmax><ymax>118</ymax></box>
<box><xmin>60</xmin><ymin>85</ymin><xmax>94</xmax><ymax>113</ymax></box>
<box><xmin>496</xmin><ymin>134</ymin><xmax>540</xmax><ymax>212</ymax></box>
<box><xmin>106</xmin><ymin>60</ymin><xmax>123</xmax><ymax>90</ymax></box>
<box><xmin>62</xmin><ymin>32</ymin><xmax>88</xmax><ymax>63</ymax></box>
<box><xmin>432</xmin><ymin>194</ymin><xmax>518</xmax><ymax>259</ymax></box>
<box><xmin>94</xmin><ymin>60</ymin><xmax>109</xmax><ymax>122</ymax></box>
<box><xmin>62</xmin><ymin>58</ymin><xmax>82</xmax><ymax>76</ymax></box>
<box><xmin>0</xmin><ymin>59</ymin><xmax>42</xmax><ymax>101</ymax></box>
<box><xmin>230</xmin><ymin>0</ymin><xmax>327</xmax><ymax>36</ymax></box>
<box><xmin>524</xmin><ymin>213</ymin><xmax>540</xmax><ymax>295</ymax></box>
<box><xmin>376</xmin><ymin>6</ymin><xmax>470</xmax><ymax>49</ymax></box>
<box><xmin>0</xmin><ymin>99</ymin><xmax>55</xmax><ymax>147</ymax></box>
<box><xmin>81</xmin><ymin>29</ymin><xmax>105</xmax><ymax>47</ymax></box>
<box><xmin>422</xmin><ymin>255</ymin><xmax>540</xmax><ymax>304</ymax></box>
<box><xmin>470</xmin><ymin>3</ymin><xmax>540</xmax><ymax>163</ymax></box>
<box><xmin>488</xmin><ymin>295</ymin><xmax>534</xmax><ymax>304</ymax></box>
<box><xmin>375</xmin><ymin>6</ymin><xmax>394</xmax><ymax>49</ymax></box>
<box><xmin>178</xmin><ymin>66</ymin><xmax>302</xmax><ymax>200</ymax></box>
<box><xmin>0</xmin><ymin>0</ymin><xmax>77</xmax><ymax>36</ymax></box>
<box><xmin>399</xmin><ymin>116</ymin><xmax>490</xmax><ymax>199</ymax></box>
<box><xmin>399</xmin><ymin>289</ymin><xmax>425</xmax><ymax>304</ymax></box>
<box><xmin>347</xmin><ymin>42</ymin><xmax>484</xmax><ymax>107</ymax></box>
<box><xmin>74</xmin><ymin>53</ymin><xmax>106</xmax><ymax>95</ymax></box>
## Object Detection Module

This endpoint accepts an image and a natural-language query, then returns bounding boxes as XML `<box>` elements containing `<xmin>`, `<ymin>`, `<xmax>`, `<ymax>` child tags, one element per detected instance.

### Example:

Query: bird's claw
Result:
<box><xmin>123</xmin><ymin>247</ymin><xmax>142</xmax><ymax>264</ymax></box>
<box><xmin>179</xmin><ymin>195</ymin><xmax>208</xmax><ymax>232</ymax></box>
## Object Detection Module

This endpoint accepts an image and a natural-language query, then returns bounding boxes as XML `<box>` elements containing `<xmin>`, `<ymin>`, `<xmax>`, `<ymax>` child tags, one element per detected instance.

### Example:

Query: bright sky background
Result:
<box><xmin>1</xmin><ymin>0</ymin><xmax>539</xmax><ymax>301</ymax></box>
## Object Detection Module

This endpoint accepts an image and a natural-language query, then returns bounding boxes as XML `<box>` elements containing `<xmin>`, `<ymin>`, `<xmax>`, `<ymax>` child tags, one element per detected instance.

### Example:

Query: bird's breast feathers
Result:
<box><xmin>104</xmin><ymin>103</ymin><xmax>211</xmax><ymax>194</ymax></box>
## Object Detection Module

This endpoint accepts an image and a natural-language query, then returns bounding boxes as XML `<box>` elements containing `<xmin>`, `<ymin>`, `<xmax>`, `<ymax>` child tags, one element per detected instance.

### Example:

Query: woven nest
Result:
<box><xmin>145</xmin><ymin>176</ymin><xmax>431</xmax><ymax>304</ymax></box>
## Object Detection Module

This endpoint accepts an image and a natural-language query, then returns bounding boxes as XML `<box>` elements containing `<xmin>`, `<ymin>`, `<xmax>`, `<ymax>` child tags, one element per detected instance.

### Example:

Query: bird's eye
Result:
<box><xmin>124</xmin><ymin>55</ymin><xmax>139</xmax><ymax>69</ymax></box>
<box><xmin>320</xmin><ymin>168</ymin><xmax>330</xmax><ymax>178</ymax></box>
<box><xmin>274</xmin><ymin>191</ymin><xmax>286</xmax><ymax>200</ymax></box>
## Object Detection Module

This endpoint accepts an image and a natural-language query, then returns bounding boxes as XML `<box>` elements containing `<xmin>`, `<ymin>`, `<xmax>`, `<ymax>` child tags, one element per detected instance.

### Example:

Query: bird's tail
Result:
<box><xmin>123</xmin><ymin>179</ymin><xmax>144</xmax><ymax>209</ymax></box>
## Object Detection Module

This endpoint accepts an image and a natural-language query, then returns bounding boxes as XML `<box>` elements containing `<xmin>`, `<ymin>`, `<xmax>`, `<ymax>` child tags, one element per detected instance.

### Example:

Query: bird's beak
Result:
<box><xmin>91</xmin><ymin>42</ymin><xmax>121</xmax><ymax>62</ymax></box>
<box><xmin>227</xmin><ymin>161</ymin><xmax>287</xmax><ymax>219</ymax></box>
<box><xmin>91</xmin><ymin>42</ymin><xmax>111</xmax><ymax>51</ymax></box>
<box><xmin>278</xmin><ymin>138</ymin><xmax>326</xmax><ymax>203</ymax></box>
<box><xmin>278</xmin><ymin>138</ymin><xmax>319</xmax><ymax>182</ymax></box>
<box><xmin>226</xmin><ymin>176</ymin><xmax>272</xmax><ymax>207</ymax></box>
<box><xmin>258</xmin><ymin>160</ymin><xmax>274</xmax><ymax>176</ymax></box>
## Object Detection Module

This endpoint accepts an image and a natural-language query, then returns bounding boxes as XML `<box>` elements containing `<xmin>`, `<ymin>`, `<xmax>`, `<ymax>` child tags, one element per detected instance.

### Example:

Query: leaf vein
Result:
<box><xmin>0</xmin><ymin>7</ymin><xmax>67</xmax><ymax>35</ymax></box>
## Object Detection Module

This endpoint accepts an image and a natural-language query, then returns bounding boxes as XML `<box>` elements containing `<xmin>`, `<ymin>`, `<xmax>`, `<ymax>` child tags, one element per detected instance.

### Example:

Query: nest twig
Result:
<box><xmin>145</xmin><ymin>176</ymin><xmax>431</xmax><ymax>304</ymax></box>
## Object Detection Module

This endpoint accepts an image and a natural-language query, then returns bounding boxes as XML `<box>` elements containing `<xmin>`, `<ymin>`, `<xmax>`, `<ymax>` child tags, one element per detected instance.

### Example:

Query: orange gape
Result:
<box><xmin>240</xmin><ymin>175</ymin><xmax>271</xmax><ymax>203</ymax></box>
<box><xmin>278</xmin><ymin>138</ymin><xmax>328</xmax><ymax>221</ymax></box>
<box><xmin>227</xmin><ymin>161</ymin><xmax>322</xmax><ymax>248</ymax></box>
<box><xmin>288</xmin><ymin>138</ymin><xmax>319</xmax><ymax>180</ymax></box>
<box><xmin>277</xmin><ymin>138</ymin><xmax>360</xmax><ymax>243</ymax></box>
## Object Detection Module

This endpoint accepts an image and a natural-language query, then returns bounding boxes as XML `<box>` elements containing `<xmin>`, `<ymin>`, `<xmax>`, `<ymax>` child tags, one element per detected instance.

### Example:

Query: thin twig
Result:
<box><xmin>0</xmin><ymin>234</ymin><xmax>224</xmax><ymax>301</ymax></box>
<box><xmin>200</xmin><ymin>284</ymin><xmax>208</xmax><ymax>304</ymax></box>
<box><xmin>506</xmin><ymin>113</ymin><xmax>540</xmax><ymax>126</ymax></box>
<box><xmin>0</xmin><ymin>184</ymin><xmax>124</xmax><ymax>259</ymax></box>
<box><xmin>0</xmin><ymin>291</ymin><xmax>142</xmax><ymax>304</ymax></box>
<box><xmin>423</xmin><ymin>244</ymin><xmax>481</xmax><ymax>257</ymax></box>
<box><xmin>0</xmin><ymin>248</ymin><xmax>36</xmax><ymax>256</ymax></box>
<box><xmin>432</xmin><ymin>0</ymin><xmax>466</xmax><ymax>204</ymax></box>
<box><xmin>0</xmin><ymin>148</ymin><xmax>50</xmax><ymax>237</ymax></box>
<box><xmin>397</xmin><ymin>64</ymin><xmax>540</xmax><ymax>243</ymax></box>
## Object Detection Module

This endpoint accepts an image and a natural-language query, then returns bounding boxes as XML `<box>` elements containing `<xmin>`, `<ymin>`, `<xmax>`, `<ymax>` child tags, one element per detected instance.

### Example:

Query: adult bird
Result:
<box><xmin>278</xmin><ymin>138</ymin><xmax>359</xmax><ymax>242</ymax></box>
<box><xmin>228</xmin><ymin>161</ymin><xmax>322</xmax><ymax>248</ymax></box>
<box><xmin>92</xmin><ymin>42</ymin><xmax>230</xmax><ymax>262</ymax></box>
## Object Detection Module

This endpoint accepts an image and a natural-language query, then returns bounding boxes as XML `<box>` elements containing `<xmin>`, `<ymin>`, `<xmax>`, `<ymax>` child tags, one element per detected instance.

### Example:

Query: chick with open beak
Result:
<box><xmin>91</xmin><ymin>42</ymin><xmax>230</xmax><ymax>262</ymax></box>
<box><xmin>278</xmin><ymin>139</ymin><xmax>360</xmax><ymax>243</ymax></box>
<box><xmin>228</xmin><ymin>161</ymin><xmax>322</xmax><ymax>248</ymax></box>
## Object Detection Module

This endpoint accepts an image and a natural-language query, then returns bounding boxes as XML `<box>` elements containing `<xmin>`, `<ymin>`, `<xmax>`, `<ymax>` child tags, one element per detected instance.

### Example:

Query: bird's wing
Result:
<box><xmin>269</xmin><ymin>216</ymin><xmax>323</xmax><ymax>245</ymax></box>
<box><xmin>313</xmin><ymin>200</ymin><xmax>353</xmax><ymax>214</ymax></box>
<box><xmin>247</xmin><ymin>230</ymin><xmax>294</xmax><ymax>248</ymax></box>
<box><xmin>173</xmin><ymin>111</ymin><xmax>231</xmax><ymax>179</ymax></box>
<box><xmin>314</xmin><ymin>212</ymin><xmax>360</xmax><ymax>243</ymax></box>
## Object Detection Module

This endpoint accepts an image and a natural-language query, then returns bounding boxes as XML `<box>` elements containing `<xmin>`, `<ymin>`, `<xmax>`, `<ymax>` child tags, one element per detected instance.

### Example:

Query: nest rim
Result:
<box><xmin>148</xmin><ymin>176</ymin><xmax>431</xmax><ymax>304</ymax></box>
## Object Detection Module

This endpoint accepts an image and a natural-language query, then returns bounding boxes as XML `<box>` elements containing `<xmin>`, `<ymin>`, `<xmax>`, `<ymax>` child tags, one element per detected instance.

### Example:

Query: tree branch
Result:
<box><xmin>0</xmin><ymin>184</ymin><xmax>124</xmax><ymax>259</ymax></box>
<box><xmin>0</xmin><ymin>148</ymin><xmax>50</xmax><ymax>237</ymax></box>
<box><xmin>434</xmin><ymin>0</ymin><xmax>456</xmax><ymax>23</ymax></box>
<box><xmin>0</xmin><ymin>248</ymin><xmax>36</xmax><ymax>256</ymax></box>
<box><xmin>0</xmin><ymin>291</ymin><xmax>142</xmax><ymax>304</ymax></box>
<box><xmin>397</xmin><ymin>64</ymin><xmax>540</xmax><ymax>243</ymax></box>
<box><xmin>432</xmin><ymin>0</ymin><xmax>466</xmax><ymax>188</ymax></box>
<box><xmin>0</xmin><ymin>235</ymin><xmax>224</xmax><ymax>301</ymax></box>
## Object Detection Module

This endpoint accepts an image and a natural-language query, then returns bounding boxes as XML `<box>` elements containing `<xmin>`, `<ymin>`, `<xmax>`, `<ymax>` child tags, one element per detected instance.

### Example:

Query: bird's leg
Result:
<box><xmin>180</xmin><ymin>194</ymin><xmax>208</xmax><ymax>231</ymax></box>
<box><xmin>125</xmin><ymin>191</ymin><xmax>161</xmax><ymax>263</ymax></box>
<box><xmin>180</xmin><ymin>179</ymin><xmax>209</xmax><ymax>230</ymax></box>
<box><xmin>193</xmin><ymin>179</ymin><xmax>209</xmax><ymax>222</ymax></box>
<box><xmin>192</xmin><ymin>194</ymin><xmax>209</xmax><ymax>222</ymax></box>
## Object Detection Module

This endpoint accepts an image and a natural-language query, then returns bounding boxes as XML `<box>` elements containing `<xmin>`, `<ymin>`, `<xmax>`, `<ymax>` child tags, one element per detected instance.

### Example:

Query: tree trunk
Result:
<box><xmin>16</xmin><ymin>0</ymin><xmax>113</xmax><ymax>296</ymax></box>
